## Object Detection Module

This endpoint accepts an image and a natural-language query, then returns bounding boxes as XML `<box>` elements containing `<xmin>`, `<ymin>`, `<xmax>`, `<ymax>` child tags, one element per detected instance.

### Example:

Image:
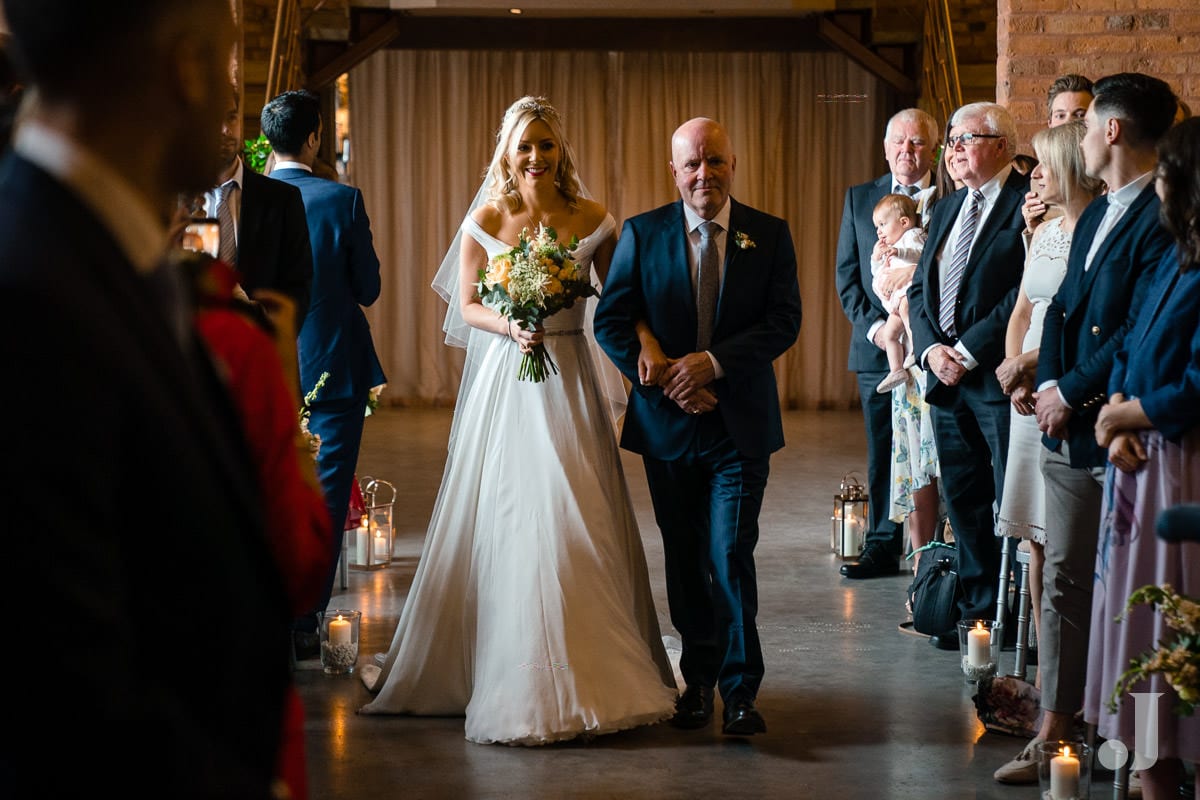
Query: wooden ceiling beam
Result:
<box><xmin>816</xmin><ymin>14</ymin><xmax>915</xmax><ymax>96</ymax></box>
<box><xmin>306</xmin><ymin>11</ymin><xmax>404</xmax><ymax>89</ymax></box>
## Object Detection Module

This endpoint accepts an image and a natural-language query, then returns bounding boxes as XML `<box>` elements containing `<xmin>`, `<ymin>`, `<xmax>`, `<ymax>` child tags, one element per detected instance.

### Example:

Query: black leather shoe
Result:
<box><xmin>928</xmin><ymin>629</ymin><xmax>960</xmax><ymax>651</ymax></box>
<box><xmin>840</xmin><ymin>545</ymin><xmax>901</xmax><ymax>579</ymax></box>
<box><xmin>722</xmin><ymin>696</ymin><xmax>767</xmax><ymax>736</ymax></box>
<box><xmin>671</xmin><ymin>685</ymin><xmax>714</xmax><ymax>729</ymax></box>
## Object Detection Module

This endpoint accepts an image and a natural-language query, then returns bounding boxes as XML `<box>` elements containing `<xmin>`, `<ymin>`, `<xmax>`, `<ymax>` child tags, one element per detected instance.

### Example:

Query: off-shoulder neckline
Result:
<box><xmin>463</xmin><ymin>213</ymin><xmax>615</xmax><ymax>250</ymax></box>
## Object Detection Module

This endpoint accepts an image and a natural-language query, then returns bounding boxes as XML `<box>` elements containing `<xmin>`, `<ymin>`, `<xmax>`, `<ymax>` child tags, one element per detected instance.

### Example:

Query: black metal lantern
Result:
<box><xmin>832</xmin><ymin>472</ymin><xmax>868</xmax><ymax>559</ymax></box>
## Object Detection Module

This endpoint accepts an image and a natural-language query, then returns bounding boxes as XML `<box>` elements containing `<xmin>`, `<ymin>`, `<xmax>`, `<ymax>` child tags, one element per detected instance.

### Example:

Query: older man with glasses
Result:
<box><xmin>907</xmin><ymin>101</ymin><xmax>1029</xmax><ymax>651</ymax></box>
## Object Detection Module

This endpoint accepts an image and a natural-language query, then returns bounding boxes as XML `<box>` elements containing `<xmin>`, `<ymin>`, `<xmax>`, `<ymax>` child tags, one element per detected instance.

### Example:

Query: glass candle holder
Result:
<box><xmin>320</xmin><ymin>609</ymin><xmax>361</xmax><ymax>675</ymax></box>
<box><xmin>957</xmin><ymin>618</ymin><xmax>1001</xmax><ymax>683</ymax></box>
<box><xmin>1037</xmin><ymin>740</ymin><xmax>1091</xmax><ymax>800</ymax></box>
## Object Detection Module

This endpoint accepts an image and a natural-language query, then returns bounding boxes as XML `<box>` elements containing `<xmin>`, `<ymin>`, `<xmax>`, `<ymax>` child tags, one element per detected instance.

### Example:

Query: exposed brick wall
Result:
<box><xmin>998</xmin><ymin>0</ymin><xmax>1200</xmax><ymax>151</ymax></box>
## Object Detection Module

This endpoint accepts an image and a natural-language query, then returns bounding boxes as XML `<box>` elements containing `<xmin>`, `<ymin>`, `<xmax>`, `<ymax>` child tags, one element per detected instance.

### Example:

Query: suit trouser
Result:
<box><xmin>929</xmin><ymin>383</ymin><xmax>1009</xmax><ymax>623</ymax></box>
<box><xmin>298</xmin><ymin>393</ymin><xmax>369</xmax><ymax>630</ymax></box>
<box><xmin>1038</xmin><ymin>443</ymin><xmax>1105</xmax><ymax>714</ymax></box>
<box><xmin>642</xmin><ymin>413</ymin><xmax>769</xmax><ymax>703</ymax></box>
<box><xmin>856</xmin><ymin>370</ymin><xmax>903</xmax><ymax>554</ymax></box>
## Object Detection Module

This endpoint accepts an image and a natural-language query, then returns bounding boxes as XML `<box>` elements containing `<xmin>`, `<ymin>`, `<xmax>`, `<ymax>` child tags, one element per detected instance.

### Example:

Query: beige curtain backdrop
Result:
<box><xmin>349</xmin><ymin>48</ymin><xmax>890</xmax><ymax>410</ymax></box>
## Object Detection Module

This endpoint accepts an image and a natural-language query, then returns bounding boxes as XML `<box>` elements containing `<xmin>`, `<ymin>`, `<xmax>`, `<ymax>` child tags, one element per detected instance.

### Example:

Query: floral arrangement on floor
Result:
<box><xmin>476</xmin><ymin>223</ymin><xmax>596</xmax><ymax>382</ymax></box>
<box><xmin>299</xmin><ymin>371</ymin><xmax>330</xmax><ymax>459</ymax></box>
<box><xmin>1109</xmin><ymin>583</ymin><xmax>1200</xmax><ymax>716</ymax></box>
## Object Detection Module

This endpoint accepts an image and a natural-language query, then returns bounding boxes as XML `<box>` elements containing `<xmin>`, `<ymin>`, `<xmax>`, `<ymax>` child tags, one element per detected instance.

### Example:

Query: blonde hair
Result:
<box><xmin>1031</xmin><ymin>120</ymin><xmax>1103</xmax><ymax>207</ymax></box>
<box><xmin>483</xmin><ymin>95</ymin><xmax>583</xmax><ymax>213</ymax></box>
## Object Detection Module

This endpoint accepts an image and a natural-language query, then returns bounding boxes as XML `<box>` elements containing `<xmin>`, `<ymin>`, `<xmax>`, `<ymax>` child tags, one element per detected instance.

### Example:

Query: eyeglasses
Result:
<box><xmin>946</xmin><ymin>132</ymin><xmax>1004</xmax><ymax>148</ymax></box>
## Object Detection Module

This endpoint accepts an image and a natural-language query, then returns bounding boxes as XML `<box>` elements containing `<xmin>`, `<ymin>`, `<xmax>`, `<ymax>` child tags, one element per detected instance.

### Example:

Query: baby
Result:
<box><xmin>870</xmin><ymin>193</ymin><xmax>926</xmax><ymax>394</ymax></box>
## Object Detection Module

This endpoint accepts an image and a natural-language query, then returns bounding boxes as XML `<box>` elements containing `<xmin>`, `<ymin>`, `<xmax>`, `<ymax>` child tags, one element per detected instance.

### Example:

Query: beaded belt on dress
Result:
<box><xmin>544</xmin><ymin>329</ymin><xmax>583</xmax><ymax>337</ymax></box>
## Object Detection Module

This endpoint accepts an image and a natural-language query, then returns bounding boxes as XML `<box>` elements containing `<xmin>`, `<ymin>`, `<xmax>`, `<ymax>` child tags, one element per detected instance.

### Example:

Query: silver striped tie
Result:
<box><xmin>937</xmin><ymin>190</ymin><xmax>983</xmax><ymax>338</ymax></box>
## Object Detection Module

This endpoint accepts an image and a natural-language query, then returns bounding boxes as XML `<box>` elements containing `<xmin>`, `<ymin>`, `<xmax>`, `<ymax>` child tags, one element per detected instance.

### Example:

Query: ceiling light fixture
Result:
<box><xmin>509</xmin><ymin>7</ymin><xmax>522</xmax><ymax>13</ymax></box>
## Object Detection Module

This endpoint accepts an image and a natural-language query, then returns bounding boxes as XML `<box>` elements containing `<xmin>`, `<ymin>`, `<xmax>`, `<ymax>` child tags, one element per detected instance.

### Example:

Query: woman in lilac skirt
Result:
<box><xmin>1086</xmin><ymin>117</ymin><xmax>1200</xmax><ymax>800</ymax></box>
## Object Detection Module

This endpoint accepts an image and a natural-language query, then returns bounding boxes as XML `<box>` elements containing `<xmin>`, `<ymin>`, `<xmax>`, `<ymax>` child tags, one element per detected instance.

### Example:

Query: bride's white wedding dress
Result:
<box><xmin>359</xmin><ymin>213</ymin><xmax>678</xmax><ymax>745</ymax></box>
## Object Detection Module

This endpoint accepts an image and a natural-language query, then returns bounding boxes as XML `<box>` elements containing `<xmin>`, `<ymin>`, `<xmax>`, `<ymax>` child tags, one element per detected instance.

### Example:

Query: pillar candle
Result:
<box><xmin>354</xmin><ymin>525</ymin><xmax>369</xmax><ymax>565</ymax></box>
<box><xmin>373</xmin><ymin>532</ymin><xmax>388</xmax><ymax>561</ymax></box>
<box><xmin>967</xmin><ymin>622</ymin><xmax>991</xmax><ymax>667</ymax></box>
<box><xmin>1050</xmin><ymin>745</ymin><xmax>1080</xmax><ymax>799</ymax></box>
<box><xmin>329</xmin><ymin>615</ymin><xmax>352</xmax><ymax>647</ymax></box>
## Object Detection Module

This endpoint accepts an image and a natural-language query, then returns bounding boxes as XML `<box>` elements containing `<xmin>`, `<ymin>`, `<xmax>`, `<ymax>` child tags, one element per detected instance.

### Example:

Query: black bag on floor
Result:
<box><xmin>908</xmin><ymin>541</ymin><xmax>963</xmax><ymax>635</ymax></box>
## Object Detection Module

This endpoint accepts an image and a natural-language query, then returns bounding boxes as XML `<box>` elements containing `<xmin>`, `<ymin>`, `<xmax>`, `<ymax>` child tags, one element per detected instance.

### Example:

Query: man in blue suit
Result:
<box><xmin>990</xmin><ymin>73</ymin><xmax>1178</xmax><ymax>784</ymax></box>
<box><xmin>908</xmin><ymin>102</ymin><xmax>1029</xmax><ymax>651</ymax></box>
<box><xmin>261</xmin><ymin>89</ymin><xmax>387</xmax><ymax>652</ymax></box>
<box><xmin>834</xmin><ymin>107</ymin><xmax>940</xmax><ymax>579</ymax></box>
<box><xmin>594</xmin><ymin>117</ymin><xmax>801</xmax><ymax>736</ymax></box>
<box><xmin>0</xmin><ymin>0</ymin><xmax>291</xmax><ymax>794</ymax></box>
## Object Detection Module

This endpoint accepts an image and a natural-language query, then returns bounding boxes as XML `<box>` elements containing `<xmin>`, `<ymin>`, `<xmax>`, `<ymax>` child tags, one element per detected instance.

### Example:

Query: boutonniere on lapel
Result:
<box><xmin>732</xmin><ymin>230</ymin><xmax>756</xmax><ymax>250</ymax></box>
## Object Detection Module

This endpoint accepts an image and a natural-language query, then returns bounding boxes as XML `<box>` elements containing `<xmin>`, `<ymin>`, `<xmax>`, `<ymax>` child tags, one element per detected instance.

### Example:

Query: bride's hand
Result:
<box><xmin>507</xmin><ymin>320</ymin><xmax>543</xmax><ymax>354</ymax></box>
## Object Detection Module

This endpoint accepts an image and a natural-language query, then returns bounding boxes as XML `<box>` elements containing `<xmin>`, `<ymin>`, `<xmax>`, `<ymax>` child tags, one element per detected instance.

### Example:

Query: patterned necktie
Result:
<box><xmin>696</xmin><ymin>221</ymin><xmax>720</xmax><ymax>351</ymax></box>
<box><xmin>938</xmin><ymin>190</ymin><xmax>984</xmax><ymax>338</ymax></box>
<box><xmin>896</xmin><ymin>184</ymin><xmax>919</xmax><ymax>198</ymax></box>
<box><xmin>215</xmin><ymin>180</ymin><xmax>238</xmax><ymax>266</ymax></box>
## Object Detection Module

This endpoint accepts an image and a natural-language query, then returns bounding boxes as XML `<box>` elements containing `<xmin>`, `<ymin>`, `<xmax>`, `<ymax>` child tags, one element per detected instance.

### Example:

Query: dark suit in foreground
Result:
<box><xmin>0</xmin><ymin>153</ymin><xmax>291</xmax><ymax>796</ymax></box>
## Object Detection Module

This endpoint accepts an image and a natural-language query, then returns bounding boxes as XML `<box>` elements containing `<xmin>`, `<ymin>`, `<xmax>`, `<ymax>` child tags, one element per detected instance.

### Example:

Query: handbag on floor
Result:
<box><xmin>908</xmin><ymin>540</ymin><xmax>963</xmax><ymax>635</ymax></box>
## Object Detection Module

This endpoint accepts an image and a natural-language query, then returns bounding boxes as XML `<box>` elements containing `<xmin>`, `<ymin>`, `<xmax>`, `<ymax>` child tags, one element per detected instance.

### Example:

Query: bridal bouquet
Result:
<box><xmin>1108</xmin><ymin>583</ymin><xmax>1200</xmax><ymax>716</ymax></box>
<box><xmin>477</xmin><ymin>224</ymin><xmax>596</xmax><ymax>382</ymax></box>
<box><xmin>299</xmin><ymin>371</ymin><xmax>330</xmax><ymax>459</ymax></box>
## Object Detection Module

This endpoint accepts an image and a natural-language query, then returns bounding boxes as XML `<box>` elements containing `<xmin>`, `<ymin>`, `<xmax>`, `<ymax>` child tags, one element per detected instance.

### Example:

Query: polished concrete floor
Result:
<box><xmin>295</xmin><ymin>407</ymin><xmax>1055</xmax><ymax>800</ymax></box>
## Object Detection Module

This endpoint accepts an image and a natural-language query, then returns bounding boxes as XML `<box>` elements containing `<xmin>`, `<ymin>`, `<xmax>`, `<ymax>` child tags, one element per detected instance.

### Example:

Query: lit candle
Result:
<box><xmin>354</xmin><ymin>523</ymin><xmax>369</xmax><ymax>565</ymax></box>
<box><xmin>373</xmin><ymin>531</ymin><xmax>388</xmax><ymax>561</ymax></box>
<box><xmin>329</xmin><ymin>614</ymin><xmax>351</xmax><ymax>647</ymax></box>
<box><xmin>842</xmin><ymin>513</ymin><xmax>863</xmax><ymax>557</ymax></box>
<box><xmin>967</xmin><ymin>621</ymin><xmax>991</xmax><ymax>667</ymax></box>
<box><xmin>1050</xmin><ymin>745</ymin><xmax>1080</xmax><ymax>799</ymax></box>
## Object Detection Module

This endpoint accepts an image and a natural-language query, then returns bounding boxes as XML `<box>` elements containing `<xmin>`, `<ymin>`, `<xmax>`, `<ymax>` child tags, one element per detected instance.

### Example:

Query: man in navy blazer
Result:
<box><xmin>595</xmin><ymin>118</ymin><xmax>801</xmax><ymax>736</ymax></box>
<box><xmin>209</xmin><ymin>93</ymin><xmax>313</xmax><ymax>331</ymax></box>
<box><xmin>0</xmin><ymin>0</ymin><xmax>290</xmax><ymax>794</ymax></box>
<box><xmin>834</xmin><ymin>107</ymin><xmax>940</xmax><ymax>579</ymax></box>
<box><xmin>908</xmin><ymin>102</ymin><xmax>1029</xmax><ymax>650</ymax></box>
<box><xmin>1001</xmin><ymin>73</ymin><xmax>1177</xmax><ymax>773</ymax></box>
<box><xmin>261</xmin><ymin>89</ymin><xmax>387</xmax><ymax>649</ymax></box>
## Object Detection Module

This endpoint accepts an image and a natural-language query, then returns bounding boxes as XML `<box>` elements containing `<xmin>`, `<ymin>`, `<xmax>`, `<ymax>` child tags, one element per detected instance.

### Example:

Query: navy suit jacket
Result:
<box><xmin>238</xmin><ymin>166</ymin><xmax>314</xmax><ymax>330</ymax></box>
<box><xmin>835</xmin><ymin>173</ymin><xmax>893</xmax><ymax>373</ymax></box>
<box><xmin>269</xmin><ymin>168</ymin><xmax>386</xmax><ymax>401</ymax></box>
<box><xmin>594</xmin><ymin>198</ymin><xmax>802</xmax><ymax>461</ymax></box>
<box><xmin>909</xmin><ymin>168</ymin><xmax>1029</xmax><ymax>407</ymax></box>
<box><xmin>0</xmin><ymin>154</ymin><xmax>290</xmax><ymax>796</ymax></box>
<box><xmin>1036</xmin><ymin>183</ymin><xmax>1171</xmax><ymax>467</ymax></box>
<box><xmin>1109</xmin><ymin>248</ymin><xmax>1200</xmax><ymax>442</ymax></box>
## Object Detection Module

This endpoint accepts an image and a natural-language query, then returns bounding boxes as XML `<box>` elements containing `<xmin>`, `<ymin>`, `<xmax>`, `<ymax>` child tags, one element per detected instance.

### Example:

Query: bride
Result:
<box><xmin>358</xmin><ymin>96</ymin><xmax>678</xmax><ymax>745</ymax></box>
